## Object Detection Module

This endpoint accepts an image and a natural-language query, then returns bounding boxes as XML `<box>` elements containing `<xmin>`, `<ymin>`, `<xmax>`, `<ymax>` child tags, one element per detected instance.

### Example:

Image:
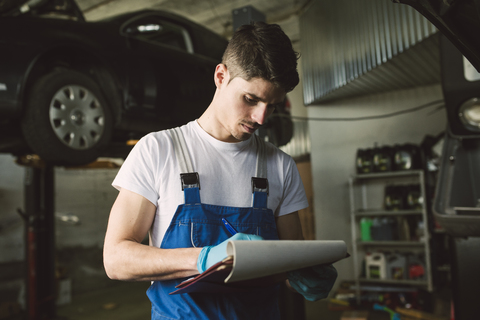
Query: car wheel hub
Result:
<box><xmin>70</xmin><ymin>110</ymin><xmax>86</xmax><ymax>126</ymax></box>
<box><xmin>49</xmin><ymin>85</ymin><xmax>105</xmax><ymax>150</ymax></box>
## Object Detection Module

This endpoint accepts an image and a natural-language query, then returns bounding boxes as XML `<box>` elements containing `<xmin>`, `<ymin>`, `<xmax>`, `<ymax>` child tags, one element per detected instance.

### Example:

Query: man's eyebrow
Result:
<box><xmin>246</xmin><ymin>92</ymin><xmax>284</xmax><ymax>105</ymax></box>
<box><xmin>245</xmin><ymin>92</ymin><xmax>264</xmax><ymax>101</ymax></box>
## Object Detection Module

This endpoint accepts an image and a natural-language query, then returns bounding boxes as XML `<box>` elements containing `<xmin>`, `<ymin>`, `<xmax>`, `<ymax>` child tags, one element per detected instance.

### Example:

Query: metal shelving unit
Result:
<box><xmin>348</xmin><ymin>170</ymin><xmax>433</xmax><ymax>303</ymax></box>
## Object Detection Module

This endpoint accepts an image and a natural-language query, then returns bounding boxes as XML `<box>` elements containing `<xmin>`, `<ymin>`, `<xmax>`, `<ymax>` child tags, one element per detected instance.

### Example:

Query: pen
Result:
<box><xmin>222</xmin><ymin>218</ymin><xmax>238</xmax><ymax>236</ymax></box>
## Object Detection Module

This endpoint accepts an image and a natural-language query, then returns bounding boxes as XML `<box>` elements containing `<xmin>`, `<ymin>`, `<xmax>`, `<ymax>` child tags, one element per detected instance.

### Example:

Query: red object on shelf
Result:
<box><xmin>408</xmin><ymin>264</ymin><xmax>425</xmax><ymax>279</ymax></box>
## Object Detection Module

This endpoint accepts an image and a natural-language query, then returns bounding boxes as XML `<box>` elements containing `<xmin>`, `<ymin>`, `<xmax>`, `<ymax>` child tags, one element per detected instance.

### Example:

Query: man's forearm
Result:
<box><xmin>104</xmin><ymin>240</ymin><xmax>202</xmax><ymax>281</ymax></box>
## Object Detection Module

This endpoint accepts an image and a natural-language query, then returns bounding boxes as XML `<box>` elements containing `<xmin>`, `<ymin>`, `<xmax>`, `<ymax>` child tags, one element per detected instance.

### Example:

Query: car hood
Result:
<box><xmin>0</xmin><ymin>0</ymin><xmax>85</xmax><ymax>21</ymax></box>
<box><xmin>394</xmin><ymin>0</ymin><xmax>480</xmax><ymax>72</ymax></box>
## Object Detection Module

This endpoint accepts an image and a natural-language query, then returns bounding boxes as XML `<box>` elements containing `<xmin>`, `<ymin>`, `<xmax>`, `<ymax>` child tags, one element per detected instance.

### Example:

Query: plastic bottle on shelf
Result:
<box><xmin>365</xmin><ymin>252</ymin><xmax>387</xmax><ymax>279</ymax></box>
<box><xmin>386</xmin><ymin>253</ymin><xmax>407</xmax><ymax>280</ymax></box>
<box><xmin>407</xmin><ymin>254</ymin><xmax>426</xmax><ymax>280</ymax></box>
<box><xmin>381</xmin><ymin>217</ymin><xmax>397</xmax><ymax>241</ymax></box>
<box><xmin>360</xmin><ymin>218</ymin><xmax>373</xmax><ymax>241</ymax></box>
<box><xmin>371</xmin><ymin>218</ymin><xmax>382</xmax><ymax>240</ymax></box>
<box><xmin>371</xmin><ymin>217</ymin><xmax>396</xmax><ymax>241</ymax></box>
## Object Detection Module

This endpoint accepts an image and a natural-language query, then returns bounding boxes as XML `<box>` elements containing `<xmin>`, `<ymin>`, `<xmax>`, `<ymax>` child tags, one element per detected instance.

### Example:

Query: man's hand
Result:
<box><xmin>196</xmin><ymin>233</ymin><xmax>263</xmax><ymax>273</ymax></box>
<box><xmin>287</xmin><ymin>264</ymin><xmax>338</xmax><ymax>301</ymax></box>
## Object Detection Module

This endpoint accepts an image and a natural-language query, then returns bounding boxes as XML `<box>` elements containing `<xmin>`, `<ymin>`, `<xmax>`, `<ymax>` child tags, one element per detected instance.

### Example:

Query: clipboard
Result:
<box><xmin>170</xmin><ymin>240</ymin><xmax>349</xmax><ymax>295</ymax></box>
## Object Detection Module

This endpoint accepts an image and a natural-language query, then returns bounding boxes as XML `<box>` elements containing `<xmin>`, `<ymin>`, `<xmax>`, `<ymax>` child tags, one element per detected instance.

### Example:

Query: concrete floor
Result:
<box><xmin>55</xmin><ymin>281</ymin><xmax>391</xmax><ymax>320</ymax></box>
<box><xmin>56</xmin><ymin>282</ymin><xmax>151</xmax><ymax>320</ymax></box>
<box><xmin>55</xmin><ymin>281</ymin><xmax>354</xmax><ymax>320</ymax></box>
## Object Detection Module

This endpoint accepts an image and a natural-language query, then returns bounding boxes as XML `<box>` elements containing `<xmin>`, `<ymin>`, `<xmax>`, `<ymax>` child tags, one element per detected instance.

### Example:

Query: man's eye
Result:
<box><xmin>245</xmin><ymin>96</ymin><xmax>257</xmax><ymax>104</ymax></box>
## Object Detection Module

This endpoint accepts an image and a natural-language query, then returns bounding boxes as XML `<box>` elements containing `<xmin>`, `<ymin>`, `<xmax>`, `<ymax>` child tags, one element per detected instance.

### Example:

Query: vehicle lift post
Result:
<box><xmin>19</xmin><ymin>161</ymin><xmax>56</xmax><ymax>320</ymax></box>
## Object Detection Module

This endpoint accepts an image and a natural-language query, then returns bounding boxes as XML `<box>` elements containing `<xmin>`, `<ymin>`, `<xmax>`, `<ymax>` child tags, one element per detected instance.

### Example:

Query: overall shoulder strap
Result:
<box><xmin>168</xmin><ymin>127</ymin><xmax>200</xmax><ymax>204</ymax></box>
<box><xmin>255</xmin><ymin>134</ymin><xmax>267</xmax><ymax>179</ymax></box>
<box><xmin>252</xmin><ymin>134</ymin><xmax>268</xmax><ymax>208</ymax></box>
<box><xmin>168</xmin><ymin>127</ymin><xmax>194</xmax><ymax>174</ymax></box>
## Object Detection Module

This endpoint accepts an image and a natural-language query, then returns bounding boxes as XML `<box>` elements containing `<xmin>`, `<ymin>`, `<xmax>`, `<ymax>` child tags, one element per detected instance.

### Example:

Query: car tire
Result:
<box><xmin>21</xmin><ymin>69</ymin><xmax>114</xmax><ymax>166</ymax></box>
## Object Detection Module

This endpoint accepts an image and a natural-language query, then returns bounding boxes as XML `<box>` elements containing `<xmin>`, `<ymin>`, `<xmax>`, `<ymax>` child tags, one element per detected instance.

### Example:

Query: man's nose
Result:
<box><xmin>251</xmin><ymin>104</ymin><xmax>270</xmax><ymax>125</ymax></box>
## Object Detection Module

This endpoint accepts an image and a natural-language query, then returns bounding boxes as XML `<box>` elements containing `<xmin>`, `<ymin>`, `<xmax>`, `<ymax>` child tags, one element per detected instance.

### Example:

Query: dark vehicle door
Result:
<box><xmin>120</xmin><ymin>13</ymin><xmax>218</xmax><ymax>128</ymax></box>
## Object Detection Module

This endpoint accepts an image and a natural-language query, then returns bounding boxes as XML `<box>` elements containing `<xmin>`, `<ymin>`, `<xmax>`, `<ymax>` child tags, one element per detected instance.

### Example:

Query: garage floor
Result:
<box><xmin>55</xmin><ymin>282</ymin><xmax>389</xmax><ymax>320</ymax></box>
<box><xmin>56</xmin><ymin>282</ymin><xmax>151</xmax><ymax>320</ymax></box>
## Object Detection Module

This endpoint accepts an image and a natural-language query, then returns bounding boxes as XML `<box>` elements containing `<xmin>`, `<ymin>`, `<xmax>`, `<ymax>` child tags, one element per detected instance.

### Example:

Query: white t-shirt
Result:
<box><xmin>112</xmin><ymin>120</ymin><xmax>308</xmax><ymax>247</ymax></box>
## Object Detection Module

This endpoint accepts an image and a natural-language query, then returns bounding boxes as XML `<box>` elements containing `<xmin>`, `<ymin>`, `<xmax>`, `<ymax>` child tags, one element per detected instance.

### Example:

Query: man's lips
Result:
<box><xmin>241</xmin><ymin>123</ymin><xmax>258</xmax><ymax>133</ymax></box>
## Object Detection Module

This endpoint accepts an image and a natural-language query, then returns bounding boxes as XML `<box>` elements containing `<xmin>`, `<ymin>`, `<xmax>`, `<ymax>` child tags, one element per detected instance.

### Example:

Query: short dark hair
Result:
<box><xmin>222</xmin><ymin>22</ymin><xmax>300</xmax><ymax>93</ymax></box>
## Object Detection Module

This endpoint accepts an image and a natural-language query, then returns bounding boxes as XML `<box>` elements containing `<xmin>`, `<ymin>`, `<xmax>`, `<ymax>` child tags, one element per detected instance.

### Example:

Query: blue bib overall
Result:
<box><xmin>147</xmin><ymin>128</ymin><xmax>280</xmax><ymax>319</ymax></box>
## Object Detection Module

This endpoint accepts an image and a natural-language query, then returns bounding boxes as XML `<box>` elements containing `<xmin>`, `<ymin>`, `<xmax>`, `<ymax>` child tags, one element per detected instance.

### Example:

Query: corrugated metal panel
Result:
<box><xmin>280</xmin><ymin>119</ymin><xmax>310</xmax><ymax>159</ymax></box>
<box><xmin>300</xmin><ymin>0</ymin><xmax>439</xmax><ymax>105</ymax></box>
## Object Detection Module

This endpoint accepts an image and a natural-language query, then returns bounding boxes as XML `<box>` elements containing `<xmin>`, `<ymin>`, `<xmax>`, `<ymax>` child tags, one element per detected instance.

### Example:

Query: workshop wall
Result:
<box><xmin>55</xmin><ymin>166</ymin><xmax>120</xmax><ymax>294</ymax></box>
<box><xmin>0</xmin><ymin>155</ymin><xmax>24</xmax><ymax>264</ymax></box>
<box><xmin>0</xmin><ymin>155</ymin><xmax>25</xmax><ymax>303</ymax></box>
<box><xmin>55</xmin><ymin>167</ymin><xmax>117</xmax><ymax>249</ymax></box>
<box><xmin>0</xmin><ymin>156</ymin><xmax>120</xmax><ymax>302</ymax></box>
<box><xmin>307</xmin><ymin>84</ymin><xmax>447</xmax><ymax>291</ymax></box>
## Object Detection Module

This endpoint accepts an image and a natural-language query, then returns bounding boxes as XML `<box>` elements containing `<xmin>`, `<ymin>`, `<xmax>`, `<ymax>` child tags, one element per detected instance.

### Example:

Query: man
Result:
<box><xmin>103</xmin><ymin>22</ymin><xmax>337</xmax><ymax>319</ymax></box>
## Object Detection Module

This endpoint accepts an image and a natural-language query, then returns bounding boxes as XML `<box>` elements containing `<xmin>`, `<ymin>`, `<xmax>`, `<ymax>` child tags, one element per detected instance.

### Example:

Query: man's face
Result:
<box><xmin>214</xmin><ymin>66</ymin><xmax>286</xmax><ymax>143</ymax></box>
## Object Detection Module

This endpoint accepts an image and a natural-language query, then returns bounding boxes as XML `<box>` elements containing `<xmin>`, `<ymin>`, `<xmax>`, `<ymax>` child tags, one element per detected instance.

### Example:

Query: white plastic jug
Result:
<box><xmin>366</xmin><ymin>252</ymin><xmax>387</xmax><ymax>279</ymax></box>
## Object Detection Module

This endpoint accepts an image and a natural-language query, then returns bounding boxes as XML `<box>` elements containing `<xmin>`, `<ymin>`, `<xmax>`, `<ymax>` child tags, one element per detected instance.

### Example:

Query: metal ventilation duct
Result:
<box><xmin>300</xmin><ymin>0</ymin><xmax>439</xmax><ymax>105</ymax></box>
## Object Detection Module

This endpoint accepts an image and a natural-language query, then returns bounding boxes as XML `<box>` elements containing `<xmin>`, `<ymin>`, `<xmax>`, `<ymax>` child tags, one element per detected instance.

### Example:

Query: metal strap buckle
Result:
<box><xmin>181</xmin><ymin>172</ymin><xmax>200</xmax><ymax>190</ymax></box>
<box><xmin>251</xmin><ymin>177</ymin><xmax>269</xmax><ymax>195</ymax></box>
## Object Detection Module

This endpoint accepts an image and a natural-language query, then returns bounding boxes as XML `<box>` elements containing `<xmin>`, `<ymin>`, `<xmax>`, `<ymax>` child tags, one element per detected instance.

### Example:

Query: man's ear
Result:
<box><xmin>214</xmin><ymin>64</ymin><xmax>229</xmax><ymax>88</ymax></box>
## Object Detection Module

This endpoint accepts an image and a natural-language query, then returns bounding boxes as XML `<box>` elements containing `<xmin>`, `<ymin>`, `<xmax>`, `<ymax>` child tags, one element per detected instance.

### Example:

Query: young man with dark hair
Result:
<box><xmin>103</xmin><ymin>22</ymin><xmax>337</xmax><ymax>319</ymax></box>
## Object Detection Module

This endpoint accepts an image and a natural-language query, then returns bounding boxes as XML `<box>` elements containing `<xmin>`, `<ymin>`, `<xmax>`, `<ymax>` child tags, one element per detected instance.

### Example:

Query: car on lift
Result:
<box><xmin>0</xmin><ymin>0</ymin><xmax>230</xmax><ymax>165</ymax></box>
<box><xmin>0</xmin><ymin>0</ymin><xmax>294</xmax><ymax>166</ymax></box>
